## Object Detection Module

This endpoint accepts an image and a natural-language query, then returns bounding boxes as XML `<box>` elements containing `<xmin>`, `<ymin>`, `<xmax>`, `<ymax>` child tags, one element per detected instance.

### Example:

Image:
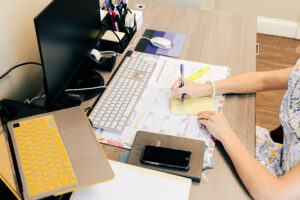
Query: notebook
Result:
<box><xmin>3</xmin><ymin>106</ymin><xmax>114</xmax><ymax>200</ymax></box>
<box><xmin>170</xmin><ymin>96</ymin><xmax>216</xmax><ymax>115</ymax></box>
<box><xmin>72</xmin><ymin>160</ymin><xmax>191</xmax><ymax>200</ymax></box>
<box><xmin>127</xmin><ymin>131</ymin><xmax>205</xmax><ymax>182</ymax></box>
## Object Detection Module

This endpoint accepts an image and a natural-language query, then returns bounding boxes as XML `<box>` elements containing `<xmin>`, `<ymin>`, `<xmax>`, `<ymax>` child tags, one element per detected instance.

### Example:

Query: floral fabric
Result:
<box><xmin>256</xmin><ymin>60</ymin><xmax>300</xmax><ymax>177</ymax></box>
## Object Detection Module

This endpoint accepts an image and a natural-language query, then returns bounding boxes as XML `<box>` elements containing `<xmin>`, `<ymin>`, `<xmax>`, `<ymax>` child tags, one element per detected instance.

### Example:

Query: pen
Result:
<box><xmin>105</xmin><ymin>0</ymin><xmax>109</xmax><ymax>10</ymax></box>
<box><xmin>109</xmin><ymin>10</ymin><xmax>116</xmax><ymax>31</ymax></box>
<box><xmin>187</xmin><ymin>66</ymin><xmax>210</xmax><ymax>81</ymax></box>
<box><xmin>113</xmin><ymin>11</ymin><xmax>119</xmax><ymax>32</ymax></box>
<box><xmin>180</xmin><ymin>64</ymin><xmax>185</xmax><ymax>101</ymax></box>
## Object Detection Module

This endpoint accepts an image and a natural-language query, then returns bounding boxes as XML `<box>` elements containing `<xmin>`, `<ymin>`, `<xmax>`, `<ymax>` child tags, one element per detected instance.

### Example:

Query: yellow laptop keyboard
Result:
<box><xmin>13</xmin><ymin>115</ymin><xmax>77</xmax><ymax>195</ymax></box>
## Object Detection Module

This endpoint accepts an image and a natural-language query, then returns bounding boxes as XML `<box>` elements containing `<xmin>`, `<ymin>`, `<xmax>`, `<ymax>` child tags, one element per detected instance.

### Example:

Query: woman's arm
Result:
<box><xmin>171</xmin><ymin>67</ymin><xmax>292</xmax><ymax>98</ymax></box>
<box><xmin>214</xmin><ymin>67</ymin><xmax>292</xmax><ymax>94</ymax></box>
<box><xmin>198</xmin><ymin>111</ymin><xmax>300</xmax><ymax>200</ymax></box>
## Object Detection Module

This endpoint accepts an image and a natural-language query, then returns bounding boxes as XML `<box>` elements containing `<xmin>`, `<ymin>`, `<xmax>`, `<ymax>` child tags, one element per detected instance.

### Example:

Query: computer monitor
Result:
<box><xmin>34</xmin><ymin>0</ymin><xmax>103</xmax><ymax>108</ymax></box>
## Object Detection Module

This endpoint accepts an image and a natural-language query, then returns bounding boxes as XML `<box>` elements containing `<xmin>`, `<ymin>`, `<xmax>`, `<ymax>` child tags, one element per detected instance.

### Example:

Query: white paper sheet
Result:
<box><xmin>72</xmin><ymin>160</ymin><xmax>191</xmax><ymax>200</ymax></box>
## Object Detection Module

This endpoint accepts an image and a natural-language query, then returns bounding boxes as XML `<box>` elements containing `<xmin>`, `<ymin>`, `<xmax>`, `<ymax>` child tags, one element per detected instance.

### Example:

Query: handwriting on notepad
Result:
<box><xmin>170</xmin><ymin>96</ymin><xmax>216</xmax><ymax>115</ymax></box>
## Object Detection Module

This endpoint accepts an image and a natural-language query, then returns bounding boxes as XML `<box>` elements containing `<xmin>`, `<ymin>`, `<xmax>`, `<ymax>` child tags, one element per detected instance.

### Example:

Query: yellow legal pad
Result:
<box><xmin>170</xmin><ymin>96</ymin><xmax>216</xmax><ymax>115</ymax></box>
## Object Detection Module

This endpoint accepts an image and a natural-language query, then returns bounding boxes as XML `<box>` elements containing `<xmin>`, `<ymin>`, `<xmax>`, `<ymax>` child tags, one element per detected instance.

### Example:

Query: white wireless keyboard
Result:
<box><xmin>89</xmin><ymin>54</ymin><xmax>157</xmax><ymax>133</ymax></box>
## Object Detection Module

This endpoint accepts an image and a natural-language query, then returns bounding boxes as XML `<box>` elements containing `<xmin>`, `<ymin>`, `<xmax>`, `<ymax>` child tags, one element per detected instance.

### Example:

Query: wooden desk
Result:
<box><xmin>0</xmin><ymin>1</ymin><xmax>256</xmax><ymax>199</ymax></box>
<box><xmin>96</xmin><ymin>1</ymin><xmax>256</xmax><ymax>199</ymax></box>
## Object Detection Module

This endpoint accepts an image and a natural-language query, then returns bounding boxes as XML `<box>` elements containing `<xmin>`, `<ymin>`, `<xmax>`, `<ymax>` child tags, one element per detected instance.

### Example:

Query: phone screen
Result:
<box><xmin>140</xmin><ymin>145</ymin><xmax>191</xmax><ymax>171</ymax></box>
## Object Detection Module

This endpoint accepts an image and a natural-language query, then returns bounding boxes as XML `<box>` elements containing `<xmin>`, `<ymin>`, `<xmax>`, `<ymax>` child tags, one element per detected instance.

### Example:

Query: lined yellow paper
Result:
<box><xmin>170</xmin><ymin>96</ymin><xmax>216</xmax><ymax>115</ymax></box>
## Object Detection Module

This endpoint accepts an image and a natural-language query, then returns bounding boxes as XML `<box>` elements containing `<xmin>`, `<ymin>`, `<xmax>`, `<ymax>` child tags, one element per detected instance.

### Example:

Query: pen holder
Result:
<box><xmin>98</xmin><ymin>7</ymin><xmax>137</xmax><ymax>53</ymax></box>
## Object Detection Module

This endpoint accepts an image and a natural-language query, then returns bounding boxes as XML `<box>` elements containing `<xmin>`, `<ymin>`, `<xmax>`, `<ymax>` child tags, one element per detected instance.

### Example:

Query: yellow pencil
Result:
<box><xmin>187</xmin><ymin>66</ymin><xmax>210</xmax><ymax>81</ymax></box>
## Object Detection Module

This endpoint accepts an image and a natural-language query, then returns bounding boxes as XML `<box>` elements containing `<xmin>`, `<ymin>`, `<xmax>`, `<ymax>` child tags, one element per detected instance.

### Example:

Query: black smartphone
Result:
<box><xmin>140</xmin><ymin>145</ymin><xmax>192</xmax><ymax>171</ymax></box>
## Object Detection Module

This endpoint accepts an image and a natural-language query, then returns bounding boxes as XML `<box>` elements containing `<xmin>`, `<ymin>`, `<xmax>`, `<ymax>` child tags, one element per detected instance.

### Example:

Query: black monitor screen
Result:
<box><xmin>34</xmin><ymin>0</ymin><xmax>101</xmax><ymax>106</ymax></box>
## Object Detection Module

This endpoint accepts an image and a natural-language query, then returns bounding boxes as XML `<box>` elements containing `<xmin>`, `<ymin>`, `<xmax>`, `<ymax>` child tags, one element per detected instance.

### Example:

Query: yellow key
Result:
<box><xmin>34</xmin><ymin>170</ymin><xmax>41</xmax><ymax>176</ymax></box>
<box><xmin>16</xmin><ymin>135</ymin><xmax>23</xmax><ymax>141</ymax></box>
<box><xmin>29</xmin><ymin>155</ymin><xmax>36</xmax><ymax>161</ymax></box>
<box><xmin>38</xmin><ymin>186</ymin><xmax>46</xmax><ymax>193</ymax></box>
<box><xmin>23</xmin><ymin>132</ymin><xmax>30</xmax><ymax>137</ymax></box>
<box><xmin>27</xmin><ymin>174</ymin><xmax>34</xmax><ymax>181</ymax></box>
<box><xmin>67</xmin><ymin>172</ymin><xmax>76</xmax><ymax>179</ymax></box>
<box><xmin>23</xmin><ymin>164</ymin><xmax>31</xmax><ymax>171</ymax></box>
<box><xmin>29</xmin><ymin>186</ymin><xmax>37</xmax><ymax>195</ymax></box>
<box><xmin>49</xmin><ymin>167</ymin><xmax>57</xmax><ymax>174</ymax></box>
<box><xmin>48</xmin><ymin>162</ymin><xmax>55</xmax><ymax>169</ymax></box>
<box><xmin>20</xmin><ymin>152</ymin><xmax>28</xmax><ymax>159</ymax></box>
<box><xmin>53</xmin><ymin>153</ymin><xmax>60</xmax><ymax>161</ymax></box>
<box><xmin>31</xmin><ymin>165</ymin><xmax>39</xmax><ymax>171</ymax></box>
<box><xmin>31</xmin><ymin>160</ymin><xmax>38</xmax><ymax>167</ymax></box>
<box><xmin>28</xmin><ymin>180</ymin><xmax>35</xmax><ymax>187</ymax></box>
<box><xmin>59</xmin><ymin>173</ymin><xmax>69</xmax><ymax>186</ymax></box>
<box><xmin>53</xmin><ymin>178</ymin><xmax>62</xmax><ymax>188</ymax></box>
<box><xmin>41</xmin><ymin>165</ymin><xmax>48</xmax><ymax>172</ymax></box>
<box><xmin>34</xmin><ymin>119</ymin><xmax>40</xmax><ymax>124</ymax></box>
<box><xmin>45</xmin><ymin>182</ymin><xmax>54</xmax><ymax>191</ymax></box>
<box><xmin>65</xmin><ymin>167</ymin><xmax>73</xmax><ymax>173</ymax></box>
<box><xmin>63</xmin><ymin>161</ymin><xmax>71</xmax><ymax>168</ymax></box>
<box><xmin>33</xmin><ymin>141</ymin><xmax>40</xmax><ymax>147</ymax></box>
<box><xmin>57</xmin><ymin>168</ymin><xmax>65</xmax><ymax>174</ymax></box>
<box><xmin>44</xmin><ymin>176</ymin><xmax>51</xmax><ymax>182</ymax></box>
<box><xmin>54</xmin><ymin>157</ymin><xmax>61</xmax><ymax>163</ymax></box>
<box><xmin>23</xmin><ymin>159</ymin><xmax>29</xmax><ymax>165</ymax></box>
<box><xmin>56</xmin><ymin>163</ymin><xmax>63</xmax><ymax>169</ymax></box>
<box><xmin>20</xmin><ymin>122</ymin><xmax>26</xmax><ymax>127</ymax></box>
<box><xmin>24</xmin><ymin>170</ymin><xmax>32</xmax><ymax>176</ymax></box>
<box><xmin>36</xmin><ymin>150</ymin><xmax>43</xmax><ymax>156</ymax></box>
<box><xmin>36</xmin><ymin>175</ymin><xmax>43</xmax><ymax>182</ymax></box>
<box><xmin>51</xmin><ymin>172</ymin><xmax>59</xmax><ymax>179</ymax></box>
<box><xmin>42</xmin><ymin>171</ymin><xmax>49</xmax><ymax>177</ymax></box>
<box><xmin>69</xmin><ymin>178</ymin><xmax>77</xmax><ymax>184</ymax></box>
<box><xmin>14</xmin><ymin>127</ymin><xmax>21</xmax><ymax>132</ymax></box>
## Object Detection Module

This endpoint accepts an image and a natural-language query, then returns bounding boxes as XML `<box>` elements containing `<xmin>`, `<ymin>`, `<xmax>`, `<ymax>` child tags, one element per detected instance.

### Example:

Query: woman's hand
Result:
<box><xmin>197</xmin><ymin>111</ymin><xmax>235</xmax><ymax>142</ymax></box>
<box><xmin>171</xmin><ymin>79</ymin><xmax>211</xmax><ymax>99</ymax></box>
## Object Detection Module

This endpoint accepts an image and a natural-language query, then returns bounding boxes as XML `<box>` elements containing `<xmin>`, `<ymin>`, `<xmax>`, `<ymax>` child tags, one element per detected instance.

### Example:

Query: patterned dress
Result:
<box><xmin>256</xmin><ymin>59</ymin><xmax>300</xmax><ymax>177</ymax></box>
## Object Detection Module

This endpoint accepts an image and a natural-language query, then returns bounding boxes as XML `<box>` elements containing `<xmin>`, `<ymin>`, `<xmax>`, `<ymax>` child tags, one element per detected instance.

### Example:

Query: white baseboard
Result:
<box><xmin>296</xmin><ymin>25</ymin><xmax>300</xmax><ymax>39</ymax></box>
<box><xmin>257</xmin><ymin>16</ymin><xmax>300</xmax><ymax>39</ymax></box>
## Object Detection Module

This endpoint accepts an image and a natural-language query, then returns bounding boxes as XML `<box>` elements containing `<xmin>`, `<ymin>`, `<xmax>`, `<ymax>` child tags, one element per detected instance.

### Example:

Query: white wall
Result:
<box><xmin>0</xmin><ymin>0</ymin><xmax>51</xmax><ymax>102</ymax></box>
<box><xmin>214</xmin><ymin>0</ymin><xmax>300</xmax><ymax>22</ymax></box>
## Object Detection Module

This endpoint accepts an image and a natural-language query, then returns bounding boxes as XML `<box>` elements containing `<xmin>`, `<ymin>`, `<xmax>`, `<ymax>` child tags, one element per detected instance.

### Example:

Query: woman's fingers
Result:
<box><xmin>197</xmin><ymin>111</ymin><xmax>216</xmax><ymax>120</ymax></box>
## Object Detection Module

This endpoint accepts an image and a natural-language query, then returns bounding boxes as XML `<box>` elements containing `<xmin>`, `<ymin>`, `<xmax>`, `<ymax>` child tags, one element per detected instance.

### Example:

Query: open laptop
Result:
<box><xmin>2</xmin><ymin>106</ymin><xmax>114</xmax><ymax>200</ymax></box>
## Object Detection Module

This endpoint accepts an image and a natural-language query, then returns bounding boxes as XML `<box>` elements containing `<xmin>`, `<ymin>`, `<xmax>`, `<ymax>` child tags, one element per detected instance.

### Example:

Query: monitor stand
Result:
<box><xmin>67</xmin><ymin>67</ymin><xmax>104</xmax><ymax>101</ymax></box>
<box><xmin>54</xmin><ymin>68</ymin><xmax>104</xmax><ymax>109</ymax></box>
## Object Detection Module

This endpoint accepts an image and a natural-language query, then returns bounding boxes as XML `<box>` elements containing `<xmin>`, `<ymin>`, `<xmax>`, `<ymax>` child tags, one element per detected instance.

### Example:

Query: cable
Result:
<box><xmin>101</xmin><ymin>36</ymin><xmax>151</xmax><ymax>57</ymax></box>
<box><xmin>118</xmin><ymin>36</ymin><xmax>151</xmax><ymax>56</ymax></box>
<box><xmin>25</xmin><ymin>85</ymin><xmax>107</xmax><ymax>104</ymax></box>
<box><xmin>0</xmin><ymin>62</ymin><xmax>42</xmax><ymax>79</ymax></box>
<box><xmin>24</xmin><ymin>94</ymin><xmax>45</xmax><ymax>104</ymax></box>
<box><xmin>65</xmin><ymin>85</ymin><xmax>107</xmax><ymax>92</ymax></box>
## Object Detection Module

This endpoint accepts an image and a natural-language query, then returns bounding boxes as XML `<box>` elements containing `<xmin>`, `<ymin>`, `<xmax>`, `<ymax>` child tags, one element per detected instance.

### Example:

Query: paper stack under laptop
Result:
<box><xmin>72</xmin><ymin>160</ymin><xmax>191</xmax><ymax>200</ymax></box>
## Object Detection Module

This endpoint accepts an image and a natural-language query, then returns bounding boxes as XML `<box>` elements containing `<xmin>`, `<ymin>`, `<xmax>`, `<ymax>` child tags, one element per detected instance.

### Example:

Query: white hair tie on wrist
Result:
<box><xmin>210</xmin><ymin>81</ymin><xmax>215</xmax><ymax>97</ymax></box>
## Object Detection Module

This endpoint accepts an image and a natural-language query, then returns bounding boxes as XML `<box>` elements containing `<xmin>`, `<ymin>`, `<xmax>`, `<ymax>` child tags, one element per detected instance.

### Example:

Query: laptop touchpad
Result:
<box><xmin>61</xmin><ymin>125</ymin><xmax>99</xmax><ymax>161</ymax></box>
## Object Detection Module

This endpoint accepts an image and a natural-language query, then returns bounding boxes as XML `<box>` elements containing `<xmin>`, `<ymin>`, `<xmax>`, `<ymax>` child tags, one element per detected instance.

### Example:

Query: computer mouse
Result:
<box><xmin>150</xmin><ymin>37</ymin><xmax>173</xmax><ymax>49</ymax></box>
